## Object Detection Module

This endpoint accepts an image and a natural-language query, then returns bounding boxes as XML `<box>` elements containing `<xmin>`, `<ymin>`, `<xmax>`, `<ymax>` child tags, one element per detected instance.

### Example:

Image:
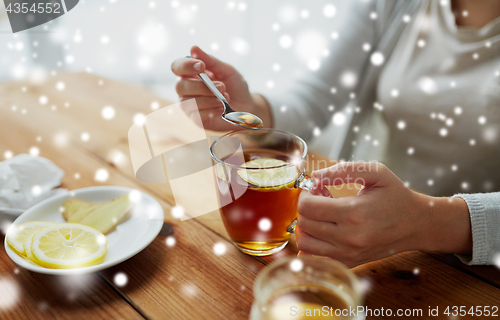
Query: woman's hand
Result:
<box><xmin>171</xmin><ymin>46</ymin><xmax>272</xmax><ymax>131</ymax></box>
<box><xmin>296</xmin><ymin>162</ymin><xmax>472</xmax><ymax>268</ymax></box>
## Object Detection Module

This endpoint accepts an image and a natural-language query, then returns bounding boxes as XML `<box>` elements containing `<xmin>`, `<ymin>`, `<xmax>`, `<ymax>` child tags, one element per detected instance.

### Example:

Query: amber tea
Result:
<box><xmin>210</xmin><ymin>129</ymin><xmax>312</xmax><ymax>256</ymax></box>
<box><xmin>251</xmin><ymin>257</ymin><xmax>363</xmax><ymax>320</ymax></box>
<box><xmin>215</xmin><ymin>149</ymin><xmax>302</xmax><ymax>256</ymax></box>
<box><xmin>265</xmin><ymin>283</ymin><xmax>352</xmax><ymax>319</ymax></box>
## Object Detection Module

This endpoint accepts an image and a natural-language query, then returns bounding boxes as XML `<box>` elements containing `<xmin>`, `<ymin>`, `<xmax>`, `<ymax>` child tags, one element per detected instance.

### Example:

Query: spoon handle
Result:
<box><xmin>198</xmin><ymin>73</ymin><xmax>228</xmax><ymax>104</ymax></box>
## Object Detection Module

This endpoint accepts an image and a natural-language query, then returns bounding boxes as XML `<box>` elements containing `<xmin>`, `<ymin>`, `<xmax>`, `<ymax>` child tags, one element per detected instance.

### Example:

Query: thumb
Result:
<box><xmin>297</xmin><ymin>250</ymin><xmax>313</xmax><ymax>257</ymax></box>
<box><xmin>190</xmin><ymin>45</ymin><xmax>234</xmax><ymax>78</ymax></box>
<box><xmin>297</xmin><ymin>250</ymin><xmax>334</xmax><ymax>260</ymax></box>
<box><xmin>312</xmin><ymin>162</ymin><xmax>388</xmax><ymax>188</ymax></box>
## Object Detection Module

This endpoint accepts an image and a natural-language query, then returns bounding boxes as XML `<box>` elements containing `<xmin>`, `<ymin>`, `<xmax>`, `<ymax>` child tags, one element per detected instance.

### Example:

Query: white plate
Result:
<box><xmin>4</xmin><ymin>186</ymin><xmax>164</xmax><ymax>275</ymax></box>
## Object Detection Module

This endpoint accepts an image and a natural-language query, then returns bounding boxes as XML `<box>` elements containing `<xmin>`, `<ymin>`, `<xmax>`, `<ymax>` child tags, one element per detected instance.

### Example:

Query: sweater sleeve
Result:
<box><xmin>263</xmin><ymin>0</ymin><xmax>377</xmax><ymax>142</ymax></box>
<box><xmin>452</xmin><ymin>192</ymin><xmax>500</xmax><ymax>266</ymax></box>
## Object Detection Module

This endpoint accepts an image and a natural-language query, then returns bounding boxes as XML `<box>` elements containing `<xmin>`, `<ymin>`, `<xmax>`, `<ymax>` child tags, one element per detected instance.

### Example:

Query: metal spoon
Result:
<box><xmin>197</xmin><ymin>72</ymin><xmax>264</xmax><ymax>129</ymax></box>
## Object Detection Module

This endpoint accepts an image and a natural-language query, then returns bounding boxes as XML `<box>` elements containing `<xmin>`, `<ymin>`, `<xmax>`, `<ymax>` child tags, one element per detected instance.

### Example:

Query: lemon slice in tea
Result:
<box><xmin>31</xmin><ymin>223</ymin><xmax>107</xmax><ymax>269</ymax></box>
<box><xmin>237</xmin><ymin>158</ymin><xmax>299</xmax><ymax>191</ymax></box>
<box><xmin>6</xmin><ymin>221</ymin><xmax>56</xmax><ymax>256</ymax></box>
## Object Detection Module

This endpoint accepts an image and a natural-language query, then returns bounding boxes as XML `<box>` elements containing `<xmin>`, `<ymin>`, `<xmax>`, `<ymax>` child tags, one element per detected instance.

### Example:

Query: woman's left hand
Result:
<box><xmin>295</xmin><ymin>162</ymin><xmax>472</xmax><ymax>268</ymax></box>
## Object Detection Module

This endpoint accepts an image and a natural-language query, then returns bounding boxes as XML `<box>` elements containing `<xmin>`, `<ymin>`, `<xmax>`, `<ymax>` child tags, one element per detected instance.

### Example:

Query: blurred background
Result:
<box><xmin>0</xmin><ymin>0</ymin><xmax>349</xmax><ymax>103</ymax></box>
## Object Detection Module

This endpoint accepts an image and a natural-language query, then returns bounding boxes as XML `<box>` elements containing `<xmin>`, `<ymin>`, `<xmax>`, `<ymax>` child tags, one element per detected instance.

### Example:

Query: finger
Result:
<box><xmin>298</xmin><ymin>191</ymin><xmax>361</xmax><ymax>223</ymax></box>
<box><xmin>176</xmin><ymin>79</ymin><xmax>226</xmax><ymax>97</ymax></box>
<box><xmin>171</xmin><ymin>57</ymin><xmax>206</xmax><ymax>76</ymax></box>
<box><xmin>297</xmin><ymin>251</ymin><xmax>335</xmax><ymax>260</ymax></box>
<box><xmin>297</xmin><ymin>250</ymin><xmax>312</xmax><ymax>257</ymax></box>
<box><xmin>180</xmin><ymin>95</ymin><xmax>229</xmax><ymax>110</ymax></box>
<box><xmin>177</xmin><ymin>68</ymin><xmax>215</xmax><ymax>80</ymax></box>
<box><xmin>295</xmin><ymin>227</ymin><xmax>339</xmax><ymax>257</ymax></box>
<box><xmin>297</xmin><ymin>215</ymin><xmax>338</xmax><ymax>244</ymax></box>
<box><xmin>191</xmin><ymin>46</ymin><xmax>233</xmax><ymax>78</ymax></box>
<box><xmin>184</xmin><ymin>92</ymin><xmax>229</xmax><ymax>102</ymax></box>
<box><xmin>311</xmin><ymin>184</ymin><xmax>332</xmax><ymax>198</ymax></box>
<box><xmin>179</xmin><ymin>96</ymin><xmax>221</xmax><ymax>118</ymax></box>
<box><xmin>204</xmin><ymin>70</ymin><xmax>215</xmax><ymax>79</ymax></box>
<box><xmin>312</xmin><ymin>161</ymin><xmax>389</xmax><ymax>188</ymax></box>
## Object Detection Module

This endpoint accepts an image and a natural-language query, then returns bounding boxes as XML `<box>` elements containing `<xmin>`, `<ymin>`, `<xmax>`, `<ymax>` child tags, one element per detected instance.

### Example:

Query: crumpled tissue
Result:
<box><xmin>0</xmin><ymin>154</ymin><xmax>66</xmax><ymax>229</ymax></box>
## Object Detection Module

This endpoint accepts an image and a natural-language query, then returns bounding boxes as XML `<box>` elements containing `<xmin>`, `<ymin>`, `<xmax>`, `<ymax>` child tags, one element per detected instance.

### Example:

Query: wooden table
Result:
<box><xmin>0</xmin><ymin>73</ymin><xmax>499</xmax><ymax>319</ymax></box>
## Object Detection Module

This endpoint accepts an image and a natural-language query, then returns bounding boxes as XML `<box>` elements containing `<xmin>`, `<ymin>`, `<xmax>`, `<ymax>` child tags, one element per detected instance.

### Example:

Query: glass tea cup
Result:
<box><xmin>250</xmin><ymin>256</ymin><xmax>364</xmax><ymax>320</ymax></box>
<box><xmin>210</xmin><ymin>129</ymin><xmax>314</xmax><ymax>256</ymax></box>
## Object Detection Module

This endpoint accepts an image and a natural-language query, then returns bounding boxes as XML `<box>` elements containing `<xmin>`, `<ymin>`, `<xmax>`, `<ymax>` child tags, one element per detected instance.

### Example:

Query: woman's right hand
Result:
<box><xmin>171</xmin><ymin>46</ymin><xmax>266</xmax><ymax>131</ymax></box>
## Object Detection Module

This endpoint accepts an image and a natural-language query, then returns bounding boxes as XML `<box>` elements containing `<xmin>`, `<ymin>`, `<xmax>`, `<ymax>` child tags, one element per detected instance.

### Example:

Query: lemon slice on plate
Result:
<box><xmin>31</xmin><ymin>224</ymin><xmax>107</xmax><ymax>269</ymax></box>
<box><xmin>237</xmin><ymin>158</ymin><xmax>299</xmax><ymax>191</ymax></box>
<box><xmin>24</xmin><ymin>233</ymin><xmax>40</xmax><ymax>264</ymax></box>
<box><xmin>6</xmin><ymin>221</ymin><xmax>56</xmax><ymax>256</ymax></box>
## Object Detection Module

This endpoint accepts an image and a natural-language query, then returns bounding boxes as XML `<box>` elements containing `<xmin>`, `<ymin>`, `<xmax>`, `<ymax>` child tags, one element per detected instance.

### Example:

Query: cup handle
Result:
<box><xmin>294</xmin><ymin>172</ymin><xmax>315</xmax><ymax>191</ymax></box>
<box><xmin>287</xmin><ymin>173</ymin><xmax>315</xmax><ymax>233</ymax></box>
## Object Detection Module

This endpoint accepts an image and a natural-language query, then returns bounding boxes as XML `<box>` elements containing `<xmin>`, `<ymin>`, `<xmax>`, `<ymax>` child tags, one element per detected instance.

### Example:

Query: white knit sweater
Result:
<box><xmin>454</xmin><ymin>193</ymin><xmax>500</xmax><ymax>265</ymax></box>
<box><xmin>264</xmin><ymin>0</ymin><xmax>500</xmax><ymax>265</ymax></box>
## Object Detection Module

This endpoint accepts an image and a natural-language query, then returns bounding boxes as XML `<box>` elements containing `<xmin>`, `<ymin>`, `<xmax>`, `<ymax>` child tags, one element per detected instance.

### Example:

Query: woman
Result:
<box><xmin>171</xmin><ymin>0</ymin><xmax>500</xmax><ymax>267</ymax></box>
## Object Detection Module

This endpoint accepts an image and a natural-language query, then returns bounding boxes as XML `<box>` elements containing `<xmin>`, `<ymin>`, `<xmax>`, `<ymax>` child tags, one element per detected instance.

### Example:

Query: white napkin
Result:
<box><xmin>0</xmin><ymin>154</ymin><xmax>66</xmax><ymax>224</ymax></box>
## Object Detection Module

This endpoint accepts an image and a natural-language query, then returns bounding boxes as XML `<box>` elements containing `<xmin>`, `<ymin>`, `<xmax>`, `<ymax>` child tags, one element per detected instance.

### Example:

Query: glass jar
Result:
<box><xmin>250</xmin><ymin>256</ymin><xmax>363</xmax><ymax>320</ymax></box>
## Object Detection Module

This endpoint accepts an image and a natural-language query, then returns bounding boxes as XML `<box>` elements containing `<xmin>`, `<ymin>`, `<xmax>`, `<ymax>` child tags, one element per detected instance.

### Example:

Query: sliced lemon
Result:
<box><xmin>31</xmin><ymin>224</ymin><xmax>107</xmax><ymax>269</ymax></box>
<box><xmin>23</xmin><ymin>233</ymin><xmax>41</xmax><ymax>265</ymax></box>
<box><xmin>6</xmin><ymin>221</ymin><xmax>56</xmax><ymax>256</ymax></box>
<box><xmin>237</xmin><ymin>158</ymin><xmax>299</xmax><ymax>191</ymax></box>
